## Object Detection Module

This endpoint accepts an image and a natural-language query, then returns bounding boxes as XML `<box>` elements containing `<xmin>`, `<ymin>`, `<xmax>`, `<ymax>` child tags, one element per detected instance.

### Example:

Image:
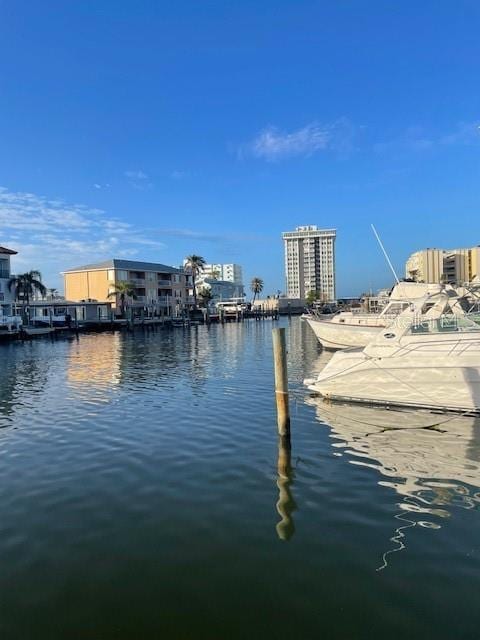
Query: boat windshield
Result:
<box><xmin>410</xmin><ymin>314</ymin><xmax>480</xmax><ymax>334</ymax></box>
<box><xmin>380</xmin><ymin>302</ymin><xmax>410</xmax><ymax>317</ymax></box>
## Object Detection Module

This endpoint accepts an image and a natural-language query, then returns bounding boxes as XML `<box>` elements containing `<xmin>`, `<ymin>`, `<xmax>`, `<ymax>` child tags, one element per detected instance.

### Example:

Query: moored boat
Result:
<box><xmin>305</xmin><ymin>302</ymin><xmax>480</xmax><ymax>413</ymax></box>
<box><xmin>304</xmin><ymin>282</ymin><xmax>465</xmax><ymax>350</ymax></box>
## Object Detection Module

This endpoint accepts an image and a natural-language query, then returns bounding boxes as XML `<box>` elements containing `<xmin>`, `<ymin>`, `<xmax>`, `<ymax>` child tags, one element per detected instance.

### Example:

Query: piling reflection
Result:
<box><xmin>276</xmin><ymin>434</ymin><xmax>296</xmax><ymax>541</ymax></box>
<box><xmin>306</xmin><ymin>391</ymin><xmax>480</xmax><ymax>567</ymax></box>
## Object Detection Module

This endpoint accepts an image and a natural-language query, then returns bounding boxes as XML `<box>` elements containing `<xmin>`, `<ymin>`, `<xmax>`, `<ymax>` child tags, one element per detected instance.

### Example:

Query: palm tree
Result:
<box><xmin>250</xmin><ymin>277</ymin><xmax>264</xmax><ymax>306</ymax></box>
<box><xmin>107</xmin><ymin>281</ymin><xmax>137</xmax><ymax>317</ymax></box>
<box><xmin>184</xmin><ymin>255</ymin><xmax>206</xmax><ymax>309</ymax></box>
<box><xmin>8</xmin><ymin>271</ymin><xmax>47</xmax><ymax>323</ymax></box>
<box><xmin>48</xmin><ymin>288</ymin><xmax>58</xmax><ymax>300</ymax></box>
<box><xmin>198</xmin><ymin>286</ymin><xmax>213</xmax><ymax>308</ymax></box>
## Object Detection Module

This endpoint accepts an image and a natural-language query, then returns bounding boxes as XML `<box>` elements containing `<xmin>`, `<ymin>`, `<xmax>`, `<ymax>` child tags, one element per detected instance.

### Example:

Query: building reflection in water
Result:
<box><xmin>67</xmin><ymin>332</ymin><xmax>123</xmax><ymax>390</ymax></box>
<box><xmin>276</xmin><ymin>434</ymin><xmax>296</xmax><ymax>541</ymax></box>
<box><xmin>305</xmin><ymin>379</ymin><xmax>480</xmax><ymax>568</ymax></box>
<box><xmin>285</xmin><ymin>316</ymin><xmax>322</xmax><ymax>381</ymax></box>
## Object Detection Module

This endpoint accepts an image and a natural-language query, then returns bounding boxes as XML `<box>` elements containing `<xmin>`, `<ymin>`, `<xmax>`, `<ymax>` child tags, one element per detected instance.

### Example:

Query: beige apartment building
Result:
<box><xmin>63</xmin><ymin>259</ymin><xmax>191</xmax><ymax>315</ymax></box>
<box><xmin>406</xmin><ymin>246</ymin><xmax>480</xmax><ymax>284</ymax></box>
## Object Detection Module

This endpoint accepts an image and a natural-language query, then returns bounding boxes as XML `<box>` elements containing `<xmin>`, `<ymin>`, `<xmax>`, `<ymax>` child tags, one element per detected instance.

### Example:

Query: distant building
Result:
<box><xmin>15</xmin><ymin>300</ymin><xmax>113</xmax><ymax>325</ymax></box>
<box><xmin>405</xmin><ymin>246</ymin><xmax>480</xmax><ymax>284</ymax></box>
<box><xmin>0</xmin><ymin>245</ymin><xmax>17</xmax><ymax>317</ymax></box>
<box><xmin>203</xmin><ymin>263</ymin><xmax>243</xmax><ymax>286</ymax></box>
<box><xmin>282</xmin><ymin>225</ymin><xmax>336</xmax><ymax>301</ymax></box>
<box><xmin>251</xmin><ymin>297</ymin><xmax>305</xmax><ymax>315</ymax></box>
<box><xmin>197</xmin><ymin>277</ymin><xmax>243</xmax><ymax>302</ymax></box>
<box><xmin>63</xmin><ymin>259</ymin><xmax>191</xmax><ymax>316</ymax></box>
<box><xmin>187</xmin><ymin>262</ymin><xmax>245</xmax><ymax>300</ymax></box>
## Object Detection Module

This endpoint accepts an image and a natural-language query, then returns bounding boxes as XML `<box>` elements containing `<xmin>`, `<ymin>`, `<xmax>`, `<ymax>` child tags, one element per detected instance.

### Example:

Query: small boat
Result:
<box><xmin>304</xmin><ymin>282</ymin><xmax>465</xmax><ymax>350</ymax></box>
<box><xmin>305</xmin><ymin>299</ymin><xmax>480</xmax><ymax>413</ymax></box>
<box><xmin>0</xmin><ymin>315</ymin><xmax>22</xmax><ymax>341</ymax></box>
<box><xmin>22</xmin><ymin>327</ymin><xmax>56</xmax><ymax>338</ymax></box>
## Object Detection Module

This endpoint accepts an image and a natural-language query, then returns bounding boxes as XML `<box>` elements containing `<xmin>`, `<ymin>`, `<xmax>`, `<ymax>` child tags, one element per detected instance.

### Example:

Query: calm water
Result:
<box><xmin>1</xmin><ymin>318</ymin><xmax>480</xmax><ymax>639</ymax></box>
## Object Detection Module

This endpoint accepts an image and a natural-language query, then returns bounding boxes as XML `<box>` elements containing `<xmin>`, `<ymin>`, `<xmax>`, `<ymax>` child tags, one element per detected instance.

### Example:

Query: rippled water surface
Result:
<box><xmin>1</xmin><ymin>318</ymin><xmax>480</xmax><ymax>639</ymax></box>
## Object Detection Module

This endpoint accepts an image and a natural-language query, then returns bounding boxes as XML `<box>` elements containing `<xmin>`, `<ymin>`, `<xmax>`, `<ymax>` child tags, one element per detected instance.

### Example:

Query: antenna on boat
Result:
<box><xmin>371</xmin><ymin>224</ymin><xmax>400</xmax><ymax>284</ymax></box>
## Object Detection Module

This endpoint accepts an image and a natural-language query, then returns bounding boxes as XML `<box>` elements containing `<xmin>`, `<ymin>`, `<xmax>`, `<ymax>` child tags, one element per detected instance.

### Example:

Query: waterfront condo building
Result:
<box><xmin>0</xmin><ymin>245</ymin><xmax>17</xmax><ymax>317</ymax></box>
<box><xmin>203</xmin><ymin>263</ymin><xmax>244</xmax><ymax>286</ymax></box>
<box><xmin>63</xmin><ymin>259</ymin><xmax>191</xmax><ymax>315</ymax></box>
<box><xmin>282</xmin><ymin>226</ymin><xmax>336</xmax><ymax>301</ymax></box>
<box><xmin>405</xmin><ymin>246</ymin><xmax>480</xmax><ymax>285</ymax></box>
<box><xmin>198</xmin><ymin>263</ymin><xmax>245</xmax><ymax>299</ymax></box>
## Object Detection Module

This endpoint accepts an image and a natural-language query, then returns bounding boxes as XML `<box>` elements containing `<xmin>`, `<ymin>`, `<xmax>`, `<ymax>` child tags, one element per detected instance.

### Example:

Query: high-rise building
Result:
<box><xmin>405</xmin><ymin>246</ymin><xmax>480</xmax><ymax>284</ymax></box>
<box><xmin>282</xmin><ymin>226</ymin><xmax>336</xmax><ymax>301</ymax></box>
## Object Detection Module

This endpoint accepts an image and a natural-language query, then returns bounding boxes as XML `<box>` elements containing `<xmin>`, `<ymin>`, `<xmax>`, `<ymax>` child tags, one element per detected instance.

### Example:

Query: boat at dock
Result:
<box><xmin>22</xmin><ymin>327</ymin><xmax>56</xmax><ymax>338</ymax></box>
<box><xmin>305</xmin><ymin>298</ymin><xmax>480</xmax><ymax>413</ymax></box>
<box><xmin>304</xmin><ymin>282</ymin><xmax>467</xmax><ymax>350</ymax></box>
<box><xmin>0</xmin><ymin>315</ymin><xmax>22</xmax><ymax>341</ymax></box>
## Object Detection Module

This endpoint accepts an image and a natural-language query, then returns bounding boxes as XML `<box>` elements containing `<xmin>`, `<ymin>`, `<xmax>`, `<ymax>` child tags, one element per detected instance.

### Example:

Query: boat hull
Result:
<box><xmin>306</xmin><ymin>347</ymin><xmax>480</xmax><ymax>412</ymax></box>
<box><xmin>305</xmin><ymin>316</ymin><xmax>384</xmax><ymax>349</ymax></box>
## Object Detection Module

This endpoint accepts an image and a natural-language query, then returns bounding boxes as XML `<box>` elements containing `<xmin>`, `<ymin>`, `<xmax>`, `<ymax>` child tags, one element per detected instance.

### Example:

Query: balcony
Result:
<box><xmin>157</xmin><ymin>279</ymin><xmax>172</xmax><ymax>287</ymax></box>
<box><xmin>130</xmin><ymin>277</ymin><xmax>145</xmax><ymax>286</ymax></box>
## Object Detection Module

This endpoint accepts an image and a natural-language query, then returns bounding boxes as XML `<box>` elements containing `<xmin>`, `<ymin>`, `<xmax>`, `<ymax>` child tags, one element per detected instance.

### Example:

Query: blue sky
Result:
<box><xmin>0</xmin><ymin>0</ymin><xmax>479</xmax><ymax>295</ymax></box>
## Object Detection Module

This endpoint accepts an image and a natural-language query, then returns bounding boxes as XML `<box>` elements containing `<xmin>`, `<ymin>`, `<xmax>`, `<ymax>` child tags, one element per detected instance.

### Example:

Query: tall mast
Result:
<box><xmin>371</xmin><ymin>224</ymin><xmax>400</xmax><ymax>284</ymax></box>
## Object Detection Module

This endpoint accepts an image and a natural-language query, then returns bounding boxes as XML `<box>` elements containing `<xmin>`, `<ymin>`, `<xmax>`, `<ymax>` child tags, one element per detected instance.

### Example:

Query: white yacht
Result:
<box><xmin>304</xmin><ymin>282</ymin><xmax>465</xmax><ymax>350</ymax></box>
<box><xmin>305</xmin><ymin>298</ymin><xmax>480</xmax><ymax>413</ymax></box>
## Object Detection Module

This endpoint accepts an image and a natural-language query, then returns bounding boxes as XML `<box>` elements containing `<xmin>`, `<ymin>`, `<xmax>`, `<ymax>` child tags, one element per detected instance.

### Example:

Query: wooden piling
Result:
<box><xmin>276</xmin><ymin>434</ymin><xmax>296</xmax><ymax>541</ymax></box>
<box><xmin>272</xmin><ymin>327</ymin><xmax>290</xmax><ymax>436</ymax></box>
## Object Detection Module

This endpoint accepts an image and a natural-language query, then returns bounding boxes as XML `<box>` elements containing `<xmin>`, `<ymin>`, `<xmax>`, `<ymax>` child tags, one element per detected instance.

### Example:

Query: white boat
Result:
<box><xmin>0</xmin><ymin>315</ymin><xmax>22</xmax><ymax>340</ymax></box>
<box><xmin>305</xmin><ymin>299</ymin><xmax>480</xmax><ymax>413</ymax></box>
<box><xmin>22</xmin><ymin>327</ymin><xmax>56</xmax><ymax>337</ymax></box>
<box><xmin>304</xmin><ymin>282</ymin><xmax>464</xmax><ymax>350</ymax></box>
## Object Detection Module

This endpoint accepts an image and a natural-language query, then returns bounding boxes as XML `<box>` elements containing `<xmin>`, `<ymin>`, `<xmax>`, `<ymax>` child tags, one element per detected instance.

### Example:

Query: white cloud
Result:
<box><xmin>0</xmin><ymin>186</ymin><xmax>165</xmax><ymax>290</ymax></box>
<box><xmin>124</xmin><ymin>170</ymin><xmax>152</xmax><ymax>190</ymax></box>
<box><xmin>244</xmin><ymin>118</ymin><xmax>355</xmax><ymax>161</ymax></box>
<box><xmin>440</xmin><ymin>121</ymin><xmax>480</xmax><ymax>146</ymax></box>
<box><xmin>124</xmin><ymin>170</ymin><xmax>148</xmax><ymax>180</ymax></box>
<box><xmin>374</xmin><ymin>121</ymin><xmax>480</xmax><ymax>154</ymax></box>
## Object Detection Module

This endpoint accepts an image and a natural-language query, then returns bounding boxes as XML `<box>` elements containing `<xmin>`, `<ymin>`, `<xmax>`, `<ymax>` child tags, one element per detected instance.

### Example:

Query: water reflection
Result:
<box><xmin>306</xmin><ymin>389</ymin><xmax>480</xmax><ymax>568</ymax></box>
<box><xmin>276</xmin><ymin>435</ymin><xmax>296</xmax><ymax>541</ymax></box>
<box><xmin>0</xmin><ymin>344</ymin><xmax>54</xmax><ymax>425</ymax></box>
<box><xmin>67</xmin><ymin>332</ymin><xmax>123</xmax><ymax>388</ymax></box>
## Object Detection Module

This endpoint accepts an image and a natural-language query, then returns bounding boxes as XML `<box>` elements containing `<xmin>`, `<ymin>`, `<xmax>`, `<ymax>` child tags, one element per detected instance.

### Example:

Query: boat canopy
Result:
<box><xmin>389</xmin><ymin>282</ymin><xmax>451</xmax><ymax>301</ymax></box>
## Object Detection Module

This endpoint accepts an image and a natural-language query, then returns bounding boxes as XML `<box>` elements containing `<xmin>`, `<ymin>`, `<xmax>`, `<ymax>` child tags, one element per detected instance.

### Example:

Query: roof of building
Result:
<box><xmin>63</xmin><ymin>258</ymin><xmax>184</xmax><ymax>274</ymax></box>
<box><xmin>0</xmin><ymin>246</ymin><xmax>18</xmax><ymax>255</ymax></box>
<box><xmin>25</xmin><ymin>300</ymin><xmax>113</xmax><ymax>306</ymax></box>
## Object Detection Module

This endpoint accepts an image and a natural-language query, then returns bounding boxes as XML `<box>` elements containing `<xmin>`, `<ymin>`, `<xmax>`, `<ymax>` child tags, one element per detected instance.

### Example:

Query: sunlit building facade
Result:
<box><xmin>282</xmin><ymin>226</ymin><xmax>336</xmax><ymax>301</ymax></box>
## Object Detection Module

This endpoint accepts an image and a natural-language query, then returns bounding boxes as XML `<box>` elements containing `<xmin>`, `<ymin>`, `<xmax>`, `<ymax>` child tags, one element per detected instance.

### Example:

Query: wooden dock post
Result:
<box><xmin>272</xmin><ymin>327</ymin><xmax>290</xmax><ymax>436</ymax></box>
<box><xmin>276</xmin><ymin>434</ymin><xmax>296</xmax><ymax>541</ymax></box>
